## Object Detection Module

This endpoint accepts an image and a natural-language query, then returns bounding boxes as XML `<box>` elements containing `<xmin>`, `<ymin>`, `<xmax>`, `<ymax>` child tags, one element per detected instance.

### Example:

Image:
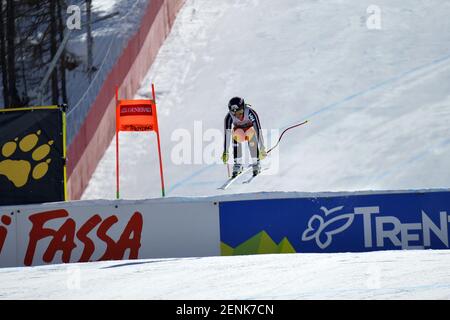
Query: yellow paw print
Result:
<box><xmin>0</xmin><ymin>131</ymin><xmax>53</xmax><ymax>188</ymax></box>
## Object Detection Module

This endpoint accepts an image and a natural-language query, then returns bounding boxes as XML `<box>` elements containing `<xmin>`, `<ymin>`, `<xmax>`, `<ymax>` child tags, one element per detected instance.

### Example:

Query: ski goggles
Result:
<box><xmin>230</xmin><ymin>104</ymin><xmax>243</xmax><ymax>113</ymax></box>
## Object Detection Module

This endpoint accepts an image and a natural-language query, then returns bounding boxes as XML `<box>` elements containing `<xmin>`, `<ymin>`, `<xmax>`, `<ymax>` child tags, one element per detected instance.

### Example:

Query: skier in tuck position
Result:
<box><xmin>221</xmin><ymin>97</ymin><xmax>267</xmax><ymax>178</ymax></box>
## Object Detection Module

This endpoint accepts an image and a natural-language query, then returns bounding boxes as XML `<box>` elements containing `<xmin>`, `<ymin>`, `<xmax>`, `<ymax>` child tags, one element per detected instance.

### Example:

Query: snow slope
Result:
<box><xmin>82</xmin><ymin>0</ymin><xmax>450</xmax><ymax>200</ymax></box>
<box><xmin>1</xmin><ymin>250</ymin><xmax>450</xmax><ymax>299</ymax></box>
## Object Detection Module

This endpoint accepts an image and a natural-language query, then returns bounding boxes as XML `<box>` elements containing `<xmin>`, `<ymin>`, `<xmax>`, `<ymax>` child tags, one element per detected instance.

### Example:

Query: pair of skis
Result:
<box><xmin>218</xmin><ymin>165</ymin><xmax>266</xmax><ymax>190</ymax></box>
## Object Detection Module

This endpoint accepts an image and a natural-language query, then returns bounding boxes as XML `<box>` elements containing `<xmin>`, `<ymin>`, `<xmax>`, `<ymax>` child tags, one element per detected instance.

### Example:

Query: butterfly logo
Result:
<box><xmin>301</xmin><ymin>206</ymin><xmax>355</xmax><ymax>249</ymax></box>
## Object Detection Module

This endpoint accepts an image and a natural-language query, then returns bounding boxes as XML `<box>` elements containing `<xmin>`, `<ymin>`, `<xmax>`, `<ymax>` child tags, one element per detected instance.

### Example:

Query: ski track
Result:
<box><xmin>2</xmin><ymin>250</ymin><xmax>450</xmax><ymax>299</ymax></box>
<box><xmin>166</xmin><ymin>51</ymin><xmax>450</xmax><ymax>193</ymax></box>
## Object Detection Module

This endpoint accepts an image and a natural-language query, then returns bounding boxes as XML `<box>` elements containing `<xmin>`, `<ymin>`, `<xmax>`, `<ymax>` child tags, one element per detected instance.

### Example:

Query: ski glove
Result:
<box><xmin>259</xmin><ymin>147</ymin><xmax>267</xmax><ymax>160</ymax></box>
<box><xmin>222</xmin><ymin>151</ymin><xmax>229</xmax><ymax>163</ymax></box>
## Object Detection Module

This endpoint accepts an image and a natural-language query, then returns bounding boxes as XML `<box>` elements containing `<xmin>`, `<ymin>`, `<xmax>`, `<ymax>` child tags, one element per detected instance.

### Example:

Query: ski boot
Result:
<box><xmin>232</xmin><ymin>163</ymin><xmax>243</xmax><ymax>178</ymax></box>
<box><xmin>252</xmin><ymin>161</ymin><xmax>261</xmax><ymax>177</ymax></box>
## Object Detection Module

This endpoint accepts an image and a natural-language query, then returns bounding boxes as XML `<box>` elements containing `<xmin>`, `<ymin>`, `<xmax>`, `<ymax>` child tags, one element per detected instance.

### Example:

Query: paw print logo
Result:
<box><xmin>0</xmin><ymin>131</ymin><xmax>53</xmax><ymax>188</ymax></box>
<box><xmin>301</xmin><ymin>206</ymin><xmax>355</xmax><ymax>249</ymax></box>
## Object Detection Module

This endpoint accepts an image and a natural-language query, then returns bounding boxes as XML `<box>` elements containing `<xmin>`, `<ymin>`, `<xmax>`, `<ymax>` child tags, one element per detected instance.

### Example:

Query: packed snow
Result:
<box><xmin>1</xmin><ymin>250</ymin><xmax>450</xmax><ymax>299</ymax></box>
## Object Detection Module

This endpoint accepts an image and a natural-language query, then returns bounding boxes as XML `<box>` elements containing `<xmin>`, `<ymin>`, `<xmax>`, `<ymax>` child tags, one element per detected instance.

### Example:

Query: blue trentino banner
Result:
<box><xmin>219</xmin><ymin>191</ymin><xmax>450</xmax><ymax>254</ymax></box>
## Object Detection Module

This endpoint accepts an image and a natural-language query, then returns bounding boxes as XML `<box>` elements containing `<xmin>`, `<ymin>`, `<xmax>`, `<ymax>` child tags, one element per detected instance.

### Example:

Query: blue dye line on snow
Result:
<box><xmin>166</xmin><ymin>164</ymin><xmax>215</xmax><ymax>194</ymax></box>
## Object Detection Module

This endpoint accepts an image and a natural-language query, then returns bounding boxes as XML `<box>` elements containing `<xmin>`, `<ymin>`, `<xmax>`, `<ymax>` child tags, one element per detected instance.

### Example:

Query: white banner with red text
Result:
<box><xmin>0</xmin><ymin>199</ymin><xmax>220</xmax><ymax>267</ymax></box>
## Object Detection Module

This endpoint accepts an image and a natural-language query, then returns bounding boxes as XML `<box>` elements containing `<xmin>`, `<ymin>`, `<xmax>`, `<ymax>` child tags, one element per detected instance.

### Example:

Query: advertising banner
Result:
<box><xmin>0</xmin><ymin>106</ymin><xmax>66</xmax><ymax>206</ymax></box>
<box><xmin>219</xmin><ymin>191</ymin><xmax>450</xmax><ymax>255</ymax></box>
<box><xmin>0</xmin><ymin>200</ymin><xmax>220</xmax><ymax>267</ymax></box>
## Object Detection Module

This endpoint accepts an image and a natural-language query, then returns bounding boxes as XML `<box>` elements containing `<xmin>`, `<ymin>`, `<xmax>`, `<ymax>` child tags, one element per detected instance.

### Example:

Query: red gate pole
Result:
<box><xmin>115</xmin><ymin>86</ymin><xmax>120</xmax><ymax>199</ymax></box>
<box><xmin>152</xmin><ymin>83</ymin><xmax>166</xmax><ymax>197</ymax></box>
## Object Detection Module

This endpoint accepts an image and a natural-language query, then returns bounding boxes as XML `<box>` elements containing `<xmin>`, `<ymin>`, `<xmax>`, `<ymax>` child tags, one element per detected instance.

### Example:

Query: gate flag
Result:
<box><xmin>0</xmin><ymin>105</ymin><xmax>67</xmax><ymax>206</ymax></box>
<box><xmin>117</xmin><ymin>100</ymin><xmax>158</xmax><ymax>132</ymax></box>
<box><xmin>115</xmin><ymin>84</ymin><xmax>165</xmax><ymax>198</ymax></box>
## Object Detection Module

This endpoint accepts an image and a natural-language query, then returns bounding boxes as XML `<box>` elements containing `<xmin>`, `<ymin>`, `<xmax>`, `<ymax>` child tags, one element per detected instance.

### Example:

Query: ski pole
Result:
<box><xmin>267</xmin><ymin>120</ymin><xmax>308</xmax><ymax>154</ymax></box>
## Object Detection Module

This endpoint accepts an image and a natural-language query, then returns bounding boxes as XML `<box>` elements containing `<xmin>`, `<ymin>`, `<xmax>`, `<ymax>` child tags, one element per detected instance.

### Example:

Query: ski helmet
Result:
<box><xmin>228</xmin><ymin>97</ymin><xmax>245</xmax><ymax>114</ymax></box>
